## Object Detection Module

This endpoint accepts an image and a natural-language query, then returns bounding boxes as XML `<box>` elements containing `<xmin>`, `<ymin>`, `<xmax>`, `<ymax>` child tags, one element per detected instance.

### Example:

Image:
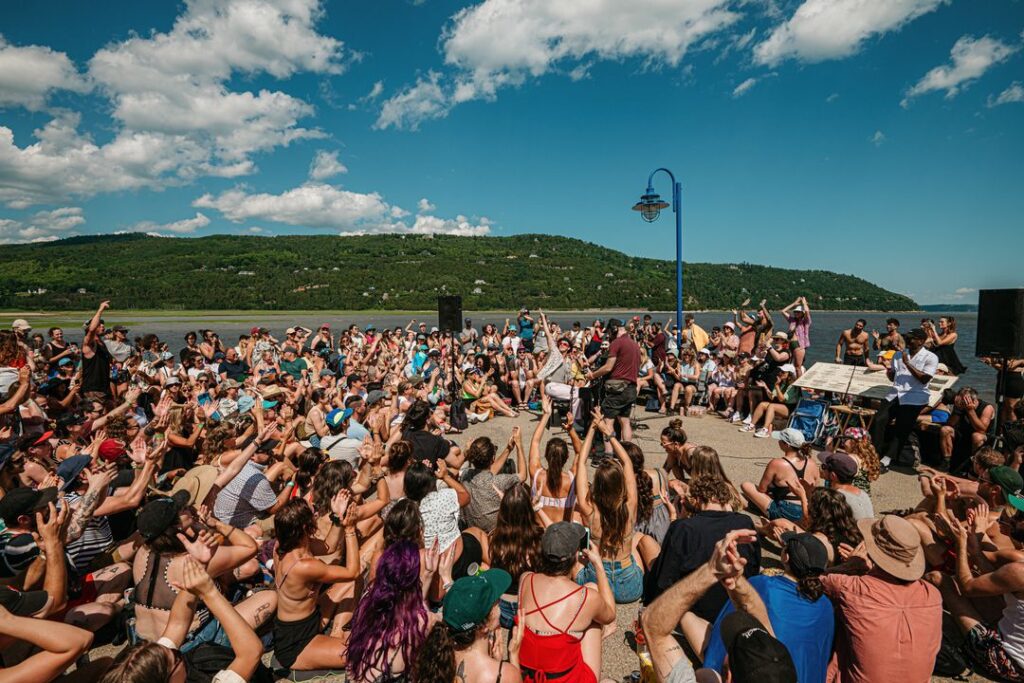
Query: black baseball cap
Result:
<box><xmin>721</xmin><ymin>611</ymin><xmax>798</xmax><ymax>683</ymax></box>
<box><xmin>780</xmin><ymin>532</ymin><xmax>829</xmax><ymax>578</ymax></box>
<box><xmin>0</xmin><ymin>443</ymin><xmax>15</xmax><ymax>470</ymax></box>
<box><xmin>136</xmin><ymin>490</ymin><xmax>190</xmax><ymax>542</ymax></box>
<box><xmin>0</xmin><ymin>586</ymin><xmax>49</xmax><ymax>616</ymax></box>
<box><xmin>0</xmin><ymin>487</ymin><xmax>57</xmax><ymax>527</ymax></box>
<box><xmin>0</xmin><ymin>534</ymin><xmax>41</xmax><ymax>578</ymax></box>
<box><xmin>541</xmin><ymin>522</ymin><xmax>586</xmax><ymax>562</ymax></box>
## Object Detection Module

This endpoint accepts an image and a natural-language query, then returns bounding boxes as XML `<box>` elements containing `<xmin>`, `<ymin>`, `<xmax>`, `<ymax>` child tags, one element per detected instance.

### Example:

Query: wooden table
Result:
<box><xmin>830</xmin><ymin>404</ymin><xmax>878</xmax><ymax>433</ymax></box>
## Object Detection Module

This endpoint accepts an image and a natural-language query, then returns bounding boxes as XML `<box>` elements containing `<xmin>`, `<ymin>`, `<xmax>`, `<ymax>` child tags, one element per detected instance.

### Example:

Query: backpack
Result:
<box><xmin>932</xmin><ymin>633</ymin><xmax>971</xmax><ymax>680</ymax></box>
<box><xmin>449</xmin><ymin>395</ymin><xmax>469</xmax><ymax>431</ymax></box>
<box><xmin>184</xmin><ymin>643</ymin><xmax>274</xmax><ymax>683</ymax></box>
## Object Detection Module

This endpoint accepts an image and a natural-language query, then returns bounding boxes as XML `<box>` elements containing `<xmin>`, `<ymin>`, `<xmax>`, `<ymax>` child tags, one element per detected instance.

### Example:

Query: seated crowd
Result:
<box><xmin>0</xmin><ymin>299</ymin><xmax>1016</xmax><ymax>683</ymax></box>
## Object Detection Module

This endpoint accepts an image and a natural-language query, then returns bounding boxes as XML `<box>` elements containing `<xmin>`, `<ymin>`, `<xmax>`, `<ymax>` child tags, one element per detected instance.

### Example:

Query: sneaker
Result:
<box><xmin>754</xmin><ymin>428</ymin><xmax>771</xmax><ymax>438</ymax></box>
<box><xmin>739</xmin><ymin>424</ymin><xmax>756</xmax><ymax>433</ymax></box>
<box><xmin>742</xmin><ymin>414</ymin><xmax>753</xmax><ymax>425</ymax></box>
<box><xmin>729</xmin><ymin>412</ymin><xmax>743</xmax><ymax>424</ymax></box>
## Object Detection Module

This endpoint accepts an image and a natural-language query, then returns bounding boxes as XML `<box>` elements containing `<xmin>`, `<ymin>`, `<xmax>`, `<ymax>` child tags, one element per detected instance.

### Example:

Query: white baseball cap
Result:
<box><xmin>780</xmin><ymin>363</ymin><xmax>797</xmax><ymax>374</ymax></box>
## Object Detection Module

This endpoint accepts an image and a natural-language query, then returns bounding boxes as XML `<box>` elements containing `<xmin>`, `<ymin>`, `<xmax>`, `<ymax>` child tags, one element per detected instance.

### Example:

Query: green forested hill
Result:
<box><xmin>0</xmin><ymin>233</ymin><xmax>916</xmax><ymax>311</ymax></box>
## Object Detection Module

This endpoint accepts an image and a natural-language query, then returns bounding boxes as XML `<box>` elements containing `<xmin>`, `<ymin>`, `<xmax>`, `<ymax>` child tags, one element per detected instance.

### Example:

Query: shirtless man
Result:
<box><xmin>873</xmin><ymin>318</ymin><xmax>906</xmax><ymax>353</ymax></box>
<box><xmin>835</xmin><ymin>319</ymin><xmax>870</xmax><ymax>367</ymax></box>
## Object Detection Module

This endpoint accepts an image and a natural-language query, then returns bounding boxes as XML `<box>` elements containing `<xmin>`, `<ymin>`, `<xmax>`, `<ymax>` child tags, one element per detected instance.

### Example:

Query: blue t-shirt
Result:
<box><xmin>519</xmin><ymin>317</ymin><xmax>534</xmax><ymax>341</ymax></box>
<box><xmin>347</xmin><ymin>420</ymin><xmax>370</xmax><ymax>441</ymax></box>
<box><xmin>702</xmin><ymin>574</ymin><xmax>834</xmax><ymax>683</ymax></box>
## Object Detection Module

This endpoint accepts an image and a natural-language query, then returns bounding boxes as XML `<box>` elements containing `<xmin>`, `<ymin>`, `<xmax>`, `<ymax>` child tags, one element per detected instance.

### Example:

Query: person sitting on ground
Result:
<box><xmin>822</xmin><ymin>515</ymin><xmax>941</xmax><ymax>683</ymax></box>
<box><xmin>414</xmin><ymin>569</ymin><xmax>524</xmax><ymax>683</ymax></box>
<box><xmin>642</xmin><ymin>529</ymin><xmax>798</xmax><ymax>683</ymax></box>
<box><xmin>816</xmin><ymin>450</ymin><xmax>874</xmax><ymax>521</ymax></box>
<box><xmin>272</xmin><ymin>495</ymin><xmax>359</xmax><ymax>671</ymax></box>
<box><xmin>643</xmin><ymin>476</ymin><xmax>761</xmax><ymax>621</ymax></box>
<box><xmin>739</xmin><ymin>428</ymin><xmax>819</xmax><ymax>524</ymax></box>
<box><xmin>460</xmin><ymin>428</ymin><xmax>527</xmax><ymax>533</ymax></box>
<box><xmin>738</xmin><ymin>363</ymin><xmax>799</xmax><ymax>438</ymax></box>
<box><xmin>941</xmin><ymin>387</ymin><xmax>995</xmax><ymax>474</ymax></box>
<box><xmin>517</xmin><ymin>521</ymin><xmax>617</xmax><ymax>683</ymax></box>
<box><xmin>529</xmin><ymin>395</ymin><xmax>578</xmax><ymax>524</ymax></box>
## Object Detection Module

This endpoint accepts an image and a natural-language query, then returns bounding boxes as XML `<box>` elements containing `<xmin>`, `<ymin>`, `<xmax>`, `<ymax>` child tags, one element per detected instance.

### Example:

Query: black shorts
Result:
<box><xmin>273</xmin><ymin>608</ymin><xmax>322</xmax><ymax>670</ymax></box>
<box><xmin>843</xmin><ymin>353</ymin><xmax>867</xmax><ymax>367</ymax></box>
<box><xmin>601</xmin><ymin>380</ymin><xmax>637</xmax><ymax>418</ymax></box>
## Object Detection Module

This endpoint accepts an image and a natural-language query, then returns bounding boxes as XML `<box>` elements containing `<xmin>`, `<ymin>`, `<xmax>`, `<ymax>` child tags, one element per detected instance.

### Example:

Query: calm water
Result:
<box><xmin>13</xmin><ymin>309</ymin><xmax>993</xmax><ymax>400</ymax></box>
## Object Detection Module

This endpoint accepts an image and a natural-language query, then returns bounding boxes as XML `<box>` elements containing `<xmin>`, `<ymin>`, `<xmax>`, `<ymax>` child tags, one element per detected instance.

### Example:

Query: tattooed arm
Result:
<box><xmin>65</xmin><ymin>466</ymin><xmax>115</xmax><ymax>543</ymax></box>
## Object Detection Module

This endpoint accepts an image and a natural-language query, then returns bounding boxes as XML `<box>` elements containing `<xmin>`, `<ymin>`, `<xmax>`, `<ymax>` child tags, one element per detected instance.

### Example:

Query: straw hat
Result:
<box><xmin>170</xmin><ymin>465</ymin><xmax>219</xmax><ymax>507</ymax></box>
<box><xmin>857</xmin><ymin>515</ymin><xmax>925</xmax><ymax>581</ymax></box>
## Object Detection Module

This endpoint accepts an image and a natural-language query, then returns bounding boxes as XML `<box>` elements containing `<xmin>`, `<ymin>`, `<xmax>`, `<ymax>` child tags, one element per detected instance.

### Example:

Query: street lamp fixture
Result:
<box><xmin>633</xmin><ymin>168</ymin><xmax>683</xmax><ymax>351</ymax></box>
<box><xmin>631</xmin><ymin>188</ymin><xmax>669</xmax><ymax>223</ymax></box>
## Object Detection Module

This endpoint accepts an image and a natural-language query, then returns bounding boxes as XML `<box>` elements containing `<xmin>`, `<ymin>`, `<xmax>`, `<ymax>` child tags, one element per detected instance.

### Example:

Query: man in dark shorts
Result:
<box><xmin>835</xmin><ymin>318</ymin><xmax>870</xmax><ymax>367</ymax></box>
<box><xmin>586</xmin><ymin>318</ymin><xmax>641</xmax><ymax>442</ymax></box>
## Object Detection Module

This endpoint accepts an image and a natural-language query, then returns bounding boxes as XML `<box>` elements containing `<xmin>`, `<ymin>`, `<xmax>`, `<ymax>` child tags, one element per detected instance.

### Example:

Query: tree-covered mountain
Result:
<box><xmin>0</xmin><ymin>233</ymin><xmax>917</xmax><ymax>311</ymax></box>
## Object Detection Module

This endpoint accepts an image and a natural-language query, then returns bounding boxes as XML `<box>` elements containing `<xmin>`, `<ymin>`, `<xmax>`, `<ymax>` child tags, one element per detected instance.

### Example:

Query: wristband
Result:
<box><xmin>329</xmin><ymin>513</ymin><xmax>341</xmax><ymax>525</ymax></box>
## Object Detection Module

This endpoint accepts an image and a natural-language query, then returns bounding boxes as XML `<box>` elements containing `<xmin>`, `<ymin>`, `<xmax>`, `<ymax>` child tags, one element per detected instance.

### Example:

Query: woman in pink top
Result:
<box><xmin>782</xmin><ymin>296</ymin><xmax>811</xmax><ymax>377</ymax></box>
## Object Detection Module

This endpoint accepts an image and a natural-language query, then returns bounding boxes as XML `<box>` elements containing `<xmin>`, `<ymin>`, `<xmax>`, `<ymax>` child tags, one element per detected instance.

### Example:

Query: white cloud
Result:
<box><xmin>826</xmin><ymin>92</ymin><xmax>840</xmax><ymax>103</ymax></box>
<box><xmin>955</xmin><ymin>287</ymin><xmax>976</xmax><ymax>294</ymax></box>
<box><xmin>308</xmin><ymin>150</ymin><xmax>347</xmax><ymax>180</ymax></box>
<box><xmin>0</xmin><ymin>0</ymin><xmax>347</xmax><ymax>207</ymax></box>
<box><xmin>0</xmin><ymin>206</ymin><xmax>84</xmax><ymax>243</ymax></box>
<box><xmin>375</xmin><ymin>71</ymin><xmax>449</xmax><ymax>130</ymax></box>
<box><xmin>408</xmin><ymin>214</ymin><xmax>491</xmax><ymax>237</ymax></box>
<box><xmin>128</xmin><ymin>212</ymin><xmax>211</xmax><ymax>234</ymax></box>
<box><xmin>417</xmin><ymin>197</ymin><xmax>436</xmax><ymax>213</ymax></box>
<box><xmin>988</xmin><ymin>81</ymin><xmax>1024</xmax><ymax>107</ymax></box>
<box><xmin>363</xmin><ymin>80</ymin><xmax>385</xmax><ymax>101</ymax></box>
<box><xmin>194</xmin><ymin>182</ymin><xmax>492</xmax><ymax>235</ymax></box>
<box><xmin>902</xmin><ymin>35</ymin><xmax>1018</xmax><ymax>107</ymax></box>
<box><xmin>732</xmin><ymin>77</ymin><xmax>758</xmax><ymax>97</ymax></box>
<box><xmin>870</xmin><ymin>130</ymin><xmax>886</xmax><ymax>146</ymax></box>
<box><xmin>377</xmin><ymin>0</ymin><xmax>740</xmax><ymax>129</ymax></box>
<box><xmin>0</xmin><ymin>37</ymin><xmax>90</xmax><ymax>110</ymax></box>
<box><xmin>754</xmin><ymin>0</ymin><xmax>947</xmax><ymax>66</ymax></box>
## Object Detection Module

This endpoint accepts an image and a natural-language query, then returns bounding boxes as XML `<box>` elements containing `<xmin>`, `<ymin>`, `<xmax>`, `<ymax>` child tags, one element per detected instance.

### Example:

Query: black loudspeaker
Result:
<box><xmin>437</xmin><ymin>295</ymin><xmax>463</xmax><ymax>332</ymax></box>
<box><xmin>976</xmin><ymin>289</ymin><xmax>1024</xmax><ymax>358</ymax></box>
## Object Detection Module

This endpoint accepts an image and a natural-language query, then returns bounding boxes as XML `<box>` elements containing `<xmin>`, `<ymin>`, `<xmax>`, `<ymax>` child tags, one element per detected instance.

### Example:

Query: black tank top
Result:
<box><xmin>768</xmin><ymin>457</ymin><xmax>808</xmax><ymax>502</ymax></box>
<box><xmin>81</xmin><ymin>342</ymin><xmax>112</xmax><ymax>395</ymax></box>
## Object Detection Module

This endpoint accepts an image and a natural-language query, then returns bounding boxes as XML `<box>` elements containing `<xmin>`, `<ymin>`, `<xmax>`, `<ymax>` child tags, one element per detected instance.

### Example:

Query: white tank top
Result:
<box><xmin>998</xmin><ymin>592</ymin><xmax>1024</xmax><ymax>668</ymax></box>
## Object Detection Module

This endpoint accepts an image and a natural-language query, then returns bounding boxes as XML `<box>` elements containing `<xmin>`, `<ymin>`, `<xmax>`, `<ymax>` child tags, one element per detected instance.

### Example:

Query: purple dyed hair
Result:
<box><xmin>347</xmin><ymin>540</ymin><xmax>428</xmax><ymax>681</ymax></box>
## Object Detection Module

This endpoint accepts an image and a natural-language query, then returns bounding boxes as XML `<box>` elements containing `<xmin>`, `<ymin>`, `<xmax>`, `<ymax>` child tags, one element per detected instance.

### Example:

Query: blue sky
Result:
<box><xmin>0</xmin><ymin>0</ymin><xmax>1022</xmax><ymax>303</ymax></box>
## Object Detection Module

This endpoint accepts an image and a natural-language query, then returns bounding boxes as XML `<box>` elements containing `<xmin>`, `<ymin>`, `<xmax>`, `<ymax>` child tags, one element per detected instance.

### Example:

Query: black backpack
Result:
<box><xmin>184</xmin><ymin>643</ymin><xmax>274</xmax><ymax>683</ymax></box>
<box><xmin>449</xmin><ymin>395</ymin><xmax>469</xmax><ymax>431</ymax></box>
<box><xmin>932</xmin><ymin>633</ymin><xmax>971</xmax><ymax>680</ymax></box>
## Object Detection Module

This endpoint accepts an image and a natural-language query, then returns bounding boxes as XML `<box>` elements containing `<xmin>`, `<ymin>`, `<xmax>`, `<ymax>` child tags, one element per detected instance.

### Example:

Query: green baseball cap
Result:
<box><xmin>988</xmin><ymin>466</ymin><xmax>1024</xmax><ymax>512</ymax></box>
<box><xmin>441</xmin><ymin>569</ymin><xmax>512</xmax><ymax>632</ymax></box>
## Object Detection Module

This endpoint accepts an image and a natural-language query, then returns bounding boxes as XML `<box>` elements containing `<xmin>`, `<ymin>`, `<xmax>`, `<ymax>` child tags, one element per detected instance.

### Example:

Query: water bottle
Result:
<box><xmin>634</xmin><ymin>607</ymin><xmax>656</xmax><ymax>683</ymax></box>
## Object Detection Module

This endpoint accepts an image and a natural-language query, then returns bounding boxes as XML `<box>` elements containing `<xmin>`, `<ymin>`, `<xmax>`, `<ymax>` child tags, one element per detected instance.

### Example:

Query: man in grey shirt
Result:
<box><xmin>460</xmin><ymin>428</ymin><xmax>527</xmax><ymax>532</ymax></box>
<box><xmin>817</xmin><ymin>451</ymin><xmax>874</xmax><ymax>521</ymax></box>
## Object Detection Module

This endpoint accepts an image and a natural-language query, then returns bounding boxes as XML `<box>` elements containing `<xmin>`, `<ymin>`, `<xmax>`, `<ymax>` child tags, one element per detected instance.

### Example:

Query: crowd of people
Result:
<box><xmin>0</xmin><ymin>298</ymin><xmax>1020</xmax><ymax>683</ymax></box>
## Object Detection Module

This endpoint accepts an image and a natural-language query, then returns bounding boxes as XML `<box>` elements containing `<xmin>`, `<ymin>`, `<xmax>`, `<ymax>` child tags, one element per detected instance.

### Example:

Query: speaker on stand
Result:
<box><xmin>976</xmin><ymin>289</ymin><xmax>1024</xmax><ymax>437</ymax></box>
<box><xmin>438</xmin><ymin>295</ymin><xmax>464</xmax><ymax>398</ymax></box>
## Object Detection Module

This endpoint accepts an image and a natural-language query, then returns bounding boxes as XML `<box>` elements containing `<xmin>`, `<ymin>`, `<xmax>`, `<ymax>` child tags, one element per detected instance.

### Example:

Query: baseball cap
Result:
<box><xmin>319</xmin><ymin>368</ymin><xmax>336</xmax><ymax>377</ymax></box>
<box><xmin>720</xmin><ymin>611</ymin><xmax>798</xmax><ymax>683</ymax></box>
<box><xmin>817</xmin><ymin>451</ymin><xmax>858</xmax><ymax>480</ymax></box>
<box><xmin>772</xmin><ymin>331</ymin><xmax>789</xmax><ymax>340</ymax></box>
<box><xmin>0</xmin><ymin>586</ymin><xmax>49</xmax><ymax>616</ymax></box>
<box><xmin>164</xmin><ymin>376</ymin><xmax>181</xmax><ymax>387</ymax></box>
<box><xmin>989</xmin><ymin>466</ymin><xmax>1024</xmax><ymax>512</ymax></box>
<box><xmin>442</xmin><ymin>569</ymin><xmax>512</xmax><ymax>632</ymax></box>
<box><xmin>0</xmin><ymin>444</ymin><xmax>16</xmax><ymax>471</ymax></box>
<box><xmin>31</xmin><ymin>431</ymin><xmax>53</xmax><ymax>448</ymax></box>
<box><xmin>56</xmin><ymin>454</ymin><xmax>92</xmax><ymax>490</ymax></box>
<box><xmin>0</xmin><ymin>534</ymin><xmax>41</xmax><ymax>578</ymax></box>
<box><xmin>365</xmin><ymin>390</ymin><xmax>387</xmax><ymax>407</ymax></box>
<box><xmin>212</xmin><ymin>351</ymin><xmax>226</xmax><ymax>361</ymax></box>
<box><xmin>0</xmin><ymin>487</ymin><xmax>58</xmax><ymax>527</ymax></box>
<box><xmin>236</xmin><ymin>394</ymin><xmax>255</xmax><ymax>414</ymax></box>
<box><xmin>772</xmin><ymin>427</ymin><xmax>806</xmax><ymax>449</ymax></box>
<box><xmin>98</xmin><ymin>439</ymin><xmax>127</xmax><ymax>463</ymax></box>
<box><xmin>724</xmin><ymin>321</ymin><xmax>735</xmax><ymax>329</ymax></box>
<box><xmin>112</xmin><ymin>325</ymin><xmax>129</xmax><ymax>333</ymax></box>
<box><xmin>779</xmin><ymin>363</ymin><xmax>796</xmax><ymax>374</ymax></box>
<box><xmin>698</xmin><ymin>347</ymin><xmax>712</xmax><ymax>356</ymax></box>
<box><xmin>907</xmin><ymin>327</ymin><xmax>928</xmax><ymax>340</ymax></box>
<box><xmin>57</xmin><ymin>357</ymin><xmax>73</xmax><ymax>367</ymax></box>
<box><xmin>136</xmin><ymin>491</ymin><xmax>190</xmax><ymax>542</ymax></box>
<box><xmin>409</xmin><ymin>375</ymin><xmax>425</xmax><ymax>387</ymax></box>
<box><xmin>262</xmin><ymin>400</ymin><xmax>278</xmax><ymax>410</ymax></box>
<box><xmin>326</xmin><ymin>408</ymin><xmax>353</xmax><ymax>429</ymax></box>
<box><xmin>780</xmin><ymin>532</ymin><xmax>829</xmax><ymax>578</ymax></box>
<box><xmin>541</xmin><ymin>522</ymin><xmax>587</xmax><ymax>562</ymax></box>
<box><xmin>219</xmin><ymin>378</ymin><xmax>240</xmax><ymax>390</ymax></box>
<box><xmin>11</xmin><ymin>319</ymin><xmax>31</xmax><ymax>332</ymax></box>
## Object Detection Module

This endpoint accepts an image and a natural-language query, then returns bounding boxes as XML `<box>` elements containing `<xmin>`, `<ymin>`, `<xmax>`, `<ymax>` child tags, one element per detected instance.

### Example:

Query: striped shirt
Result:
<box><xmin>213</xmin><ymin>461</ymin><xmax>277</xmax><ymax>528</ymax></box>
<box><xmin>65</xmin><ymin>491</ymin><xmax>113</xmax><ymax>575</ymax></box>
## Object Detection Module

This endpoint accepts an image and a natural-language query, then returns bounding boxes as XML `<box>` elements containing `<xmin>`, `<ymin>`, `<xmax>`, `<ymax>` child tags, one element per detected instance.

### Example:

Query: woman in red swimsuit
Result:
<box><xmin>517</xmin><ymin>522</ymin><xmax>616</xmax><ymax>683</ymax></box>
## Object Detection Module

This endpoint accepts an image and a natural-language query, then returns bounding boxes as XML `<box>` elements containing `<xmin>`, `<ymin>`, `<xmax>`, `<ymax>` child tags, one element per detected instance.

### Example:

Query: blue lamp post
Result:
<box><xmin>633</xmin><ymin>168</ymin><xmax>683</xmax><ymax>351</ymax></box>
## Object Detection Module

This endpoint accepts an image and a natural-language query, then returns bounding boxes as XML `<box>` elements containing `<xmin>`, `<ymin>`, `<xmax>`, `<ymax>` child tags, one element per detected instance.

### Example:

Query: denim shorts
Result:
<box><xmin>766</xmin><ymin>499</ymin><xmax>803</xmax><ymax>523</ymax></box>
<box><xmin>576</xmin><ymin>558</ymin><xmax>643</xmax><ymax>604</ymax></box>
<box><xmin>499</xmin><ymin>596</ymin><xmax>518</xmax><ymax>630</ymax></box>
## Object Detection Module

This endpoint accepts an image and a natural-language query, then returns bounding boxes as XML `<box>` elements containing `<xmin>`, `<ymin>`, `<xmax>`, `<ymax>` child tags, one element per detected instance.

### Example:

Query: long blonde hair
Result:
<box><xmin>688</xmin><ymin>446</ymin><xmax>742</xmax><ymax>510</ymax></box>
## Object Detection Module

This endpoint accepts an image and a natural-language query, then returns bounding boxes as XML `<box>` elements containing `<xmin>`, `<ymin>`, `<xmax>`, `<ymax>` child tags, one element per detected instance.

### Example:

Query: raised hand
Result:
<box><xmin>330</xmin><ymin>489</ymin><xmax>352</xmax><ymax>521</ymax></box>
<box><xmin>36</xmin><ymin>502</ymin><xmax>68</xmax><ymax>545</ymax></box>
<box><xmin>968</xmin><ymin>501</ymin><xmax>990</xmax><ymax>535</ymax></box>
<box><xmin>177</xmin><ymin>529</ymin><xmax>217</xmax><ymax>565</ymax></box>
<box><xmin>423</xmin><ymin>538</ymin><xmax>441</xmax><ymax>575</ymax></box>
<box><xmin>171</xmin><ymin>557</ymin><xmax>217</xmax><ymax>597</ymax></box>
<box><xmin>590</xmin><ymin>408</ymin><xmax>612</xmax><ymax>436</ymax></box>
<box><xmin>508</xmin><ymin>426</ymin><xmax>521</xmax><ymax>449</ymax></box>
<box><xmin>541</xmin><ymin>392</ymin><xmax>552</xmax><ymax>415</ymax></box>
<box><xmin>85</xmin><ymin>462</ymin><xmax>117</xmax><ymax>491</ymax></box>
